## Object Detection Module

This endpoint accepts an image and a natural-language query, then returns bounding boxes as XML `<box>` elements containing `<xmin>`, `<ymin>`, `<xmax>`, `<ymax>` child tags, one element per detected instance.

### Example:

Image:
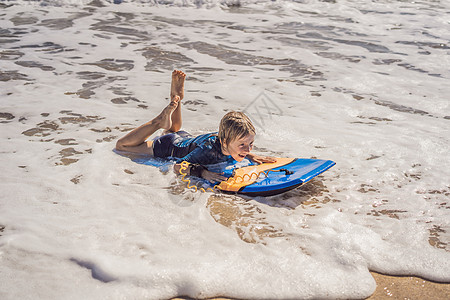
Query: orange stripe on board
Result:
<box><xmin>217</xmin><ymin>158</ymin><xmax>295</xmax><ymax>192</ymax></box>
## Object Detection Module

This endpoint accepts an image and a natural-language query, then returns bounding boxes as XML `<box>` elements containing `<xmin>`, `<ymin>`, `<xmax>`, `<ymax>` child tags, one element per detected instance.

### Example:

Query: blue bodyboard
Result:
<box><xmin>117</xmin><ymin>150</ymin><xmax>335</xmax><ymax>197</ymax></box>
<box><xmin>215</xmin><ymin>158</ymin><xmax>335</xmax><ymax>196</ymax></box>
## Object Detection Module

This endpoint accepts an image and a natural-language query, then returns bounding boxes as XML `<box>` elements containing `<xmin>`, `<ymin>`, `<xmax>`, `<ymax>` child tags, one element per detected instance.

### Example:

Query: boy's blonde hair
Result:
<box><xmin>218</xmin><ymin>111</ymin><xmax>256</xmax><ymax>147</ymax></box>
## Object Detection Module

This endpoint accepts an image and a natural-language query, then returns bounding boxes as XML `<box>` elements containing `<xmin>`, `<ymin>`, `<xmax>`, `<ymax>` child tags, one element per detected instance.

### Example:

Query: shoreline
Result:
<box><xmin>172</xmin><ymin>272</ymin><xmax>450</xmax><ymax>300</ymax></box>
<box><xmin>366</xmin><ymin>272</ymin><xmax>450</xmax><ymax>299</ymax></box>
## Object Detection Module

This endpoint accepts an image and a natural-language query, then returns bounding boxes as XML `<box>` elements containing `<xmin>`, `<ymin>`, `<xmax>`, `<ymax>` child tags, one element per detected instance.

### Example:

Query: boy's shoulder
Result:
<box><xmin>194</xmin><ymin>132</ymin><xmax>219</xmax><ymax>147</ymax></box>
<box><xmin>185</xmin><ymin>133</ymin><xmax>227</xmax><ymax>165</ymax></box>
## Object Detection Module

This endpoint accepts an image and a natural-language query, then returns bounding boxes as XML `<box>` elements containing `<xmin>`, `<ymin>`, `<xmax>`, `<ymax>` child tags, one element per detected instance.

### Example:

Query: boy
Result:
<box><xmin>116</xmin><ymin>70</ymin><xmax>275</xmax><ymax>183</ymax></box>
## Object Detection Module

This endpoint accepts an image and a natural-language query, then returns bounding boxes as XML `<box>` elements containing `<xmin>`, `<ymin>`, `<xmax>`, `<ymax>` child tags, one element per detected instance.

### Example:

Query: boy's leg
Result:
<box><xmin>115</xmin><ymin>97</ymin><xmax>180</xmax><ymax>154</ymax></box>
<box><xmin>168</xmin><ymin>70</ymin><xmax>186</xmax><ymax>132</ymax></box>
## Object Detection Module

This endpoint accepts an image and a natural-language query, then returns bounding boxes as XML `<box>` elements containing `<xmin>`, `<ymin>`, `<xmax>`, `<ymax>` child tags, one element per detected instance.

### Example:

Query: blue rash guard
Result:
<box><xmin>152</xmin><ymin>131</ymin><xmax>231</xmax><ymax>165</ymax></box>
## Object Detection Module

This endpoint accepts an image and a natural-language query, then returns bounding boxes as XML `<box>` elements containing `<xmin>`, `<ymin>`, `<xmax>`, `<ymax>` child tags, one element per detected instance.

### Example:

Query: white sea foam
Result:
<box><xmin>0</xmin><ymin>0</ymin><xmax>449</xmax><ymax>299</ymax></box>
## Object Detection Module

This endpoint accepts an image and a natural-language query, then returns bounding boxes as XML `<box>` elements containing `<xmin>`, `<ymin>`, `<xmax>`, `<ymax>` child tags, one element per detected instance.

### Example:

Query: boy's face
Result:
<box><xmin>225</xmin><ymin>134</ymin><xmax>255</xmax><ymax>162</ymax></box>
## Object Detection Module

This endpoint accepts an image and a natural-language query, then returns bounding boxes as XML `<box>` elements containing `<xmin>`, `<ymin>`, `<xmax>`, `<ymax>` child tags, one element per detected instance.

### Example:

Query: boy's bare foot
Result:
<box><xmin>158</xmin><ymin>96</ymin><xmax>180</xmax><ymax>130</ymax></box>
<box><xmin>170</xmin><ymin>70</ymin><xmax>186</xmax><ymax>101</ymax></box>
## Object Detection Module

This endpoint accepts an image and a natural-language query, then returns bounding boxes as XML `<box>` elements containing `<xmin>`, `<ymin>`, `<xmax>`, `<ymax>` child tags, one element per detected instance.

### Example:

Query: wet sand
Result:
<box><xmin>366</xmin><ymin>272</ymin><xmax>450</xmax><ymax>300</ymax></box>
<box><xmin>172</xmin><ymin>272</ymin><xmax>450</xmax><ymax>299</ymax></box>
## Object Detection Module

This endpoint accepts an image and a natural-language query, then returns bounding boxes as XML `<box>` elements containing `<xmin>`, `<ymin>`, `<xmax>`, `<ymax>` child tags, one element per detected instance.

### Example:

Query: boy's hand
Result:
<box><xmin>247</xmin><ymin>154</ymin><xmax>277</xmax><ymax>164</ymax></box>
<box><xmin>201</xmin><ymin>169</ymin><xmax>228</xmax><ymax>184</ymax></box>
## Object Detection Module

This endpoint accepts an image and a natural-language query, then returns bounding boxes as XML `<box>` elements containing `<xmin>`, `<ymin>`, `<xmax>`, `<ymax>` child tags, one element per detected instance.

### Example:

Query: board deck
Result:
<box><xmin>217</xmin><ymin>158</ymin><xmax>335</xmax><ymax>196</ymax></box>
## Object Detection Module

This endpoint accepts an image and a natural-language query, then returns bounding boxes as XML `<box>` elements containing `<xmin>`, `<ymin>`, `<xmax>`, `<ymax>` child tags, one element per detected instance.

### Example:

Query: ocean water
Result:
<box><xmin>0</xmin><ymin>0</ymin><xmax>449</xmax><ymax>299</ymax></box>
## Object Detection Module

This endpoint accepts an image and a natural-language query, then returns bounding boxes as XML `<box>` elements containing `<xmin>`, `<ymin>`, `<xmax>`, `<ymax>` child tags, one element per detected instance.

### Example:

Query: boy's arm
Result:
<box><xmin>173</xmin><ymin>163</ymin><xmax>205</xmax><ymax>177</ymax></box>
<box><xmin>173</xmin><ymin>163</ymin><xmax>227</xmax><ymax>183</ymax></box>
<box><xmin>173</xmin><ymin>146</ymin><xmax>227</xmax><ymax>183</ymax></box>
<box><xmin>246</xmin><ymin>153</ymin><xmax>277</xmax><ymax>164</ymax></box>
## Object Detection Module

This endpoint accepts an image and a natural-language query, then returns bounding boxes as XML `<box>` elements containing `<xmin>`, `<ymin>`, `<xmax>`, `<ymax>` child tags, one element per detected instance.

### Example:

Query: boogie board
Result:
<box><xmin>214</xmin><ymin>157</ymin><xmax>335</xmax><ymax>196</ymax></box>
<box><xmin>117</xmin><ymin>150</ymin><xmax>335</xmax><ymax>197</ymax></box>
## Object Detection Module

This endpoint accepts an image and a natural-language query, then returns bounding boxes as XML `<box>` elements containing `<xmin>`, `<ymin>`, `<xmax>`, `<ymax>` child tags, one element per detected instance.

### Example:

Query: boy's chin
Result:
<box><xmin>233</xmin><ymin>154</ymin><xmax>246</xmax><ymax>162</ymax></box>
